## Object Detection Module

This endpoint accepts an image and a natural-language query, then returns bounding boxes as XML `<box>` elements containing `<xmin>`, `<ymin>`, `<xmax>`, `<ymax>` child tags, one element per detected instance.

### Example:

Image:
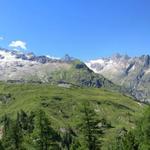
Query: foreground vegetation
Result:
<box><xmin>0</xmin><ymin>106</ymin><xmax>150</xmax><ymax>150</ymax></box>
<box><xmin>0</xmin><ymin>82</ymin><xmax>147</xmax><ymax>149</ymax></box>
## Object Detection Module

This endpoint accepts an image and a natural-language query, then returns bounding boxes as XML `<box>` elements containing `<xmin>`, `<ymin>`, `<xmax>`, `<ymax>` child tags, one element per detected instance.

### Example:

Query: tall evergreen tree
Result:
<box><xmin>79</xmin><ymin>102</ymin><xmax>103</xmax><ymax>150</ymax></box>
<box><xmin>13</xmin><ymin>112</ymin><xmax>24</xmax><ymax>149</ymax></box>
<box><xmin>33</xmin><ymin>110</ymin><xmax>61</xmax><ymax>150</ymax></box>
<box><xmin>0</xmin><ymin>141</ymin><xmax>4</xmax><ymax>150</ymax></box>
<box><xmin>2</xmin><ymin>114</ymin><xmax>11</xmax><ymax>135</ymax></box>
<box><xmin>2</xmin><ymin>113</ymin><xmax>24</xmax><ymax>150</ymax></box>
<box><xmin>61</xmin><ymin>126</ymin><xmax>77</xmax><ymax>150</ymax></box>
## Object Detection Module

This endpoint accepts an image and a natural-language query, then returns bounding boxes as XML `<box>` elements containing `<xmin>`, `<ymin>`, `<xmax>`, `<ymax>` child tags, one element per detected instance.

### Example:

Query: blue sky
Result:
<box><xmin>0</xmin><ymin>0</ymin><xmax>150</xmax><ymax>60</ymax></box>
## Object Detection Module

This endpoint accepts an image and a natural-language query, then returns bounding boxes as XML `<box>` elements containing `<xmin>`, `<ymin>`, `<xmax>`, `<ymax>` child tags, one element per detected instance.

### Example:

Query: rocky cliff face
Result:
<box><xmin>86</xmin><ymin>54</ymin><xmax>150</xmax><ymax>102</ymax></box>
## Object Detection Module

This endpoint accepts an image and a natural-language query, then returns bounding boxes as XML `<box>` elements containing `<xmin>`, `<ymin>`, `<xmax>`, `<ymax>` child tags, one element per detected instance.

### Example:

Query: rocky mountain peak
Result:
<box><xmin>111</xmin><ymin>53</ymin><xmax>130</xmax><ymax>60</ymax></box>
<box><xmin>140</xmin><ymin>55</ymin><xmax>150</xmax><ymax>67</ymax></box>
<box><xmin>62</xmin><ymin>54</ymin><xmax>77</xmax><ymax>62</ymax></box>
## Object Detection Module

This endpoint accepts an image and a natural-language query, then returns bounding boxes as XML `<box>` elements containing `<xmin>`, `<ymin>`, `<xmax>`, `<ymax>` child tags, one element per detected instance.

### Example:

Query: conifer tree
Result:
<box><xmin>34</xmin><ymin>110</ymin><xmax>61</xmax><ymax>150</ymax></box>
<box><xmin>61</xmin><ymin>127</ymin><xmax>77</xmax><ymax>150</ymax></box>
<box><xmin>2</xmin><ymin>113</ymin><xmax>24</xmax><ymax>150</ymax></box>
<box><xmin>79</xmin><ymin>102</ymin><xmax>103</xmax><ymax>150</ymax></box>
<box><xmin>0</xmin><ymin>141</ymin><xmax>4</xmax><ymax>150</ymax></box>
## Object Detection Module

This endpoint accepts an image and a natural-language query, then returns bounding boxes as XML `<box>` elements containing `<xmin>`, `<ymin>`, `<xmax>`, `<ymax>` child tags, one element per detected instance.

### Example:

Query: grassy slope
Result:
<box><xmin>0</xmin><ymin>82</ymin><xmax>147</xmax><ymax>149</ymax></box>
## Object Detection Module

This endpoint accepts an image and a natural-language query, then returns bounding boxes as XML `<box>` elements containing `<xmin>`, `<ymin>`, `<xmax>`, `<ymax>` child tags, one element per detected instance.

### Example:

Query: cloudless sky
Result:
<box><xmin>0</xmin><ymin>0</ymin><xmax>150</xmax><ymax>60</ymax></box>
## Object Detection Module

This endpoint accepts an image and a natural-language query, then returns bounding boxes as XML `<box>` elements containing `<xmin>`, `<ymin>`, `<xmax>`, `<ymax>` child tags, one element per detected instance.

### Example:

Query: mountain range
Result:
<box><xmin>0</xmin><ymin>48</ymin><xmax>120</xmax><ymax>91</ymax></box>
<box><xmin>0</xmin><ymin>48</ymin><xmax>149</xmax><ymax>102</ymax></box>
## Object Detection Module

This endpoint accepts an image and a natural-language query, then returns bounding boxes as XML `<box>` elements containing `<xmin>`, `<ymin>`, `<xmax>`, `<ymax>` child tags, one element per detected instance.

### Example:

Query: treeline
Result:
<box><xmin>0</xmin><ymin>103</ymin><xmax>150</xmax><ymax>150</ymax></box>
<box><xmin>0</xmin><ymin>102</ymin><xmax>111</xmax><ymax>150</ymax></box>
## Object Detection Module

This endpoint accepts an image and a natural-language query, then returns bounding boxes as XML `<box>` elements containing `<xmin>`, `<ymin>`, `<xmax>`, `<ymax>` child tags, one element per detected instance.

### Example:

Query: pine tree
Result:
<box><xmin>34</xmin><ymin>110</ymin><xmax>61</xmax><ymax>150</ymax></box>
<box><xmin>19</xmin><ymin>110</ymin><xmax>29</xmax><ymax>130</ymax></box>
<box><xmin>0</xmin><ymin>141</ymin><xmax>4</xmax><ymax>150</ymax></box>
<box><xmin>19</xmin><ymin>110</ymin><xmax>35</xmax><ymax>133</ymax></box>
<box><xmin>2</xmin><ymin>113</ymin><xmax>24</xmax><ymax>150</ymax></box>
<box><xmin>11</xmin><ymin>112</ymin><xmax>24</xmax><ymax>150</ymax></box>
<box><xmin>2</xmin><ymin>114</ymin><xmax>11</xmax><ymax>135</ymax></box>
<box><xmin>79</xmin><ymin>102</ymin><xmax>103</xmax><ymax>150</ymax></box>
<box><xmin>61</xmin><ymin>126</ymin><xmax>77</xmax><ymax>150</ymax></box>
<box><xmin>27</xmin><ymin>111</ymin><xmax>35</xmax><ymax>133</ymax></box>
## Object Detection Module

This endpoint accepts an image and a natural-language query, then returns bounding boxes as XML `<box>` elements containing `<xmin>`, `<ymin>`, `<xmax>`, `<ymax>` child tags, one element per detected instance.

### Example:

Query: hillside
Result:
<box><xmin>0</xmin><ymin>82</ymin><xmax>146</xmax><ymax>149</ymax></box>
<box><xmin>86</xmin><ymin>54</ymin><xmax>150</xmax><ymax>102</ymax></box>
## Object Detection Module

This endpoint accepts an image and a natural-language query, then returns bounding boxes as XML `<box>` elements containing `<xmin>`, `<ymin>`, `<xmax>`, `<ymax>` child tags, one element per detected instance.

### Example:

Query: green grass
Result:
<box><xmin>0</xmin><ymin>82</ymin><xmax>147</xmax><ymax>149</ymax></box>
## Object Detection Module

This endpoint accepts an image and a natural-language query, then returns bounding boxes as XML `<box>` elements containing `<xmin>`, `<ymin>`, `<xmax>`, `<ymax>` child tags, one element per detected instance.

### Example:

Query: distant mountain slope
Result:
<box><xmin>0</xmin><ymin>82</ymin><xmax>146</xmax><ymax>149</ymax></box>
<box><xmin>0</xmin><ymin>48</ymin><xmax>123</xmax><ymax>93</ymax></box>
<box><xmin>86</xmin><ymin>54</ymin><xmax>150</xmax><ymax>102</ymax></box>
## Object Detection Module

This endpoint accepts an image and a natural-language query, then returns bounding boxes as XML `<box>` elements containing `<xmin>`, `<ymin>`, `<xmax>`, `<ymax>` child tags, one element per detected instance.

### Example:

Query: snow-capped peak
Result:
<box><xmin>0</xmin><ymin>48</ymin><xmax>61</xmax><ymax>63</ymax></box>
<box><xmin>0</xmin><ymin>49</ymin><xmax>24</xmax><ymax>62</ymax></box>
<box><xmin>46</xmin><ymin>55</ymin><xmax>60</xmax><ymax>60</ymax></box>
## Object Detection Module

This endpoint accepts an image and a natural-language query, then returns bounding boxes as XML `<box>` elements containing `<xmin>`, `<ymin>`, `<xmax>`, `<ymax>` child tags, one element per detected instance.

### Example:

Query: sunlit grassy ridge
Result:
<box><xmin>0</xmin><ymin>82</ymin><xmax>146</xmax><ymax>149</ymax></box>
